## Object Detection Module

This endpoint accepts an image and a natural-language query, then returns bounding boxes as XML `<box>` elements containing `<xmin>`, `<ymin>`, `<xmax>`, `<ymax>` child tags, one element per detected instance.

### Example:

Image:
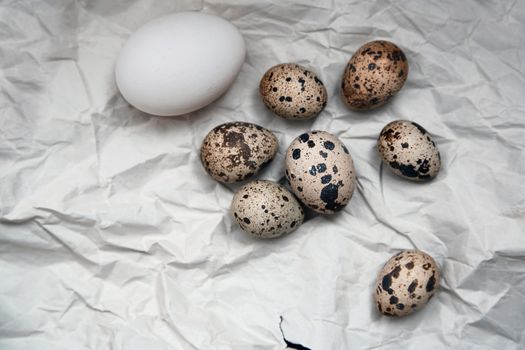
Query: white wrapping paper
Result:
<box><xmin>1</xmin><ymin>0</ymin><xmax>525</xmax><ymax>349</ymax></box>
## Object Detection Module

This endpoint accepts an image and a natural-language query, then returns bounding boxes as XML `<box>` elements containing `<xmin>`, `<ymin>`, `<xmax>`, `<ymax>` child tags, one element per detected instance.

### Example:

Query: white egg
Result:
<box><xmin>115</xmin><ymin>12</ymin><xmax>246</xmax><ymax>116</ymax></box>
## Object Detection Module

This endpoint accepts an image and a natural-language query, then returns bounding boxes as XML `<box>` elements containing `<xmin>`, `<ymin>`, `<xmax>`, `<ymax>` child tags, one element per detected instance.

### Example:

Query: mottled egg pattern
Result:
<box><xmin>260</xmin><ymin>63</ymin><xmax>327</xmax><ymax>120</ymax></box>
<box><xmin>231</xmin><ymin>180</ymin><xmax>305</xmax><ymax>238</ymax></box>
<box><xmin>200</xmin><ymin>122</ymin><xmax>278</xmax><ymax>183</ymax></box>
<box><xmin>375</xmin><ymin>250</ymin><xmax>440</xmax><ymax>317</ymax></box>
<box><xmin>285</xmin><ymin>131</ymin><xmax>356</xmax><ymax>214</ymax></box>
<box><xmin>378</xmin><ymin>120</ymin><xmax>441</xmax><ymax>181</ymax></box>
<box><xmin>342</xmin><ymin>40</ymin><xmax>408</xmax><ymax>110</ymax></box>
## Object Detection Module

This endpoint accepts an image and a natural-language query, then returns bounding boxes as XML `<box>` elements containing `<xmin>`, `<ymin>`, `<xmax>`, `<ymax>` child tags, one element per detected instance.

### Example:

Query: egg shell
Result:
<box><xmin>375</xmin><ymin>250</ymin><xmax>441</xmax><ymax>317</ymax></box>
<box><xmin>285</xmin><ymin>131</ymin><xmax>356</xmax><ymax>214</ymax></box>
<box><xmin>259</xmin><ymin>63</ymin><xmax>327</xmax><ymax>120</ymax></box>
<box><xmin>200</xmin><ymin>122</ymin><xmax>278</xmax><ymax>183</ymax></box>
<box><xmin>378</xmin><ymin>120</ymin><xmax>441</xmax><ymax>181</ymax></box>
<box><xmin>115</xmin><ymin>12</ymin><xmax>245</xmax><ymax>116</ymax></box>
<box><xmin>231</xmin><ymin>180</ymin><xmax>305</xmax><ymax>238</ymax></box>
<box><xmin>341</xmin><ymin>40</ymin><xmax>408</xmax><ymax>110</ymax></box>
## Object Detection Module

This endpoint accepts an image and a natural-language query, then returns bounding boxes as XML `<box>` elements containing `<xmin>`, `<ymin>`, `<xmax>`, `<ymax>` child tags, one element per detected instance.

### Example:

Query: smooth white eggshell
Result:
<box><xmin>115</xmin><ymin>12</ymin><xmax>246</xmax><ymax>116</ymax></box>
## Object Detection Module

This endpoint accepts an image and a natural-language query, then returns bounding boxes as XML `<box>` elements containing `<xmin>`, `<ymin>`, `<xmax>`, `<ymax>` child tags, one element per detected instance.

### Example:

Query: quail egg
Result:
<box><xmin>341</xmin><ymin>40</ymin><xmax>408</xmax><ymax>110</ymax></box>
<box><xmin>231</xmin><ymin>180</ymin><xmax>305</xmax><ymax>238</ymax></box>
<box><xmin>285</xmin><ymin>131</ymin><xmax>356</xmax><ymax>214</ymax></box>
<box><xmin>260</xmin><ymin>63</ymin><xmax>327</xmax><ymax>120</ymax></box>
<box><xmin>375</xmin><ymin>250</ymin><xmax>441</xmax><ymax>317</ymax></box>
<box><xmin>201</xmin><ymin>122</ymin><xmax>278</xmax><ymax>183</ymax></box>
<box><xmin>378</xmin><ymin>120</ymin><xmax>441</xmax><ymax>181</ymax></box>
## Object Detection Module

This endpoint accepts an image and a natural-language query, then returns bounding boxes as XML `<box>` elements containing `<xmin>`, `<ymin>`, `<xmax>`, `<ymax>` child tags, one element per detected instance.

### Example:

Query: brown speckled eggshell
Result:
<box><xmin>285</xmin><ymin>131</ymin><xmax>356</xmax><ymax>214</ymax></box>
<box><xmin>378</xmin><ymin>120</ymin><xmax>441</xmax><ymax>181</ymax></box>
<box><xmin>342</xmin><ymin>40</ymin><xmax>408</xmax><ymax>110</ymax></box>
<box><xmin>200</xmin><ymin>122</ymin><xmax>278</xmax><ymax>183</ymax></box>
<box><xmin>375</xmin><ymin>250</ymin><xmax>441</xmax><ymax>317</ymax></box>
<box><xmin>231</xmin><ymin>180</ymin><xmax>304</xmax><ymax>238</ymax></box>
<box><xmin>260</xmin><ymin>63</ymin><xmax>327</xmax><ymax>120</ymax></box>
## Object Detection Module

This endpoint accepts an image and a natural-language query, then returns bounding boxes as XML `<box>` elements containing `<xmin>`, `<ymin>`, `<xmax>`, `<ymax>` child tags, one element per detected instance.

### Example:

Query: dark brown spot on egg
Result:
<box><xmin>408</xmin><ymin>279</ymin><xmax>418</xmax><ymax>293</ymax></box>
<box><xmin>298</xmin><ymin>133</ymin><xmax>309</xmax><ymax>142</ymax></box>
<box><xmin>426</xmin><ymin>272</ymin><xmax>437</xmax><ymax>292</ymax></box>
<box><xmin>382</xmin><ymin>265</ymin><xmax>402</xmax><ymax>290</ymax></box>
<box><xmin>412</xmin><ymin>122</ymin><xmax>427</xmax><ymax>135</ymax></box>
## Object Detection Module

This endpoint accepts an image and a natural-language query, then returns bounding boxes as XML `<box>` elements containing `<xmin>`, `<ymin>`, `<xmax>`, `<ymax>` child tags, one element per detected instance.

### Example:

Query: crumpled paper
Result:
<box><xmin>1</xmin><ymin>0</ymin><xmax>525</xmax><ymax>349</ymax></box>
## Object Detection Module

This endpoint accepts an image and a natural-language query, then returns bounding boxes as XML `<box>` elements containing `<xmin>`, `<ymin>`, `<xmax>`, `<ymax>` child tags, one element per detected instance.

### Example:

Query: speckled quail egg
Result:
<box><xmin>231</xmin><ymin>180</ymin><xmax>305</xmax><ymax>238</ymax></box>
<box><xmin>260</xmin><ymin>63</ymin><xmax>327</xmax><ymax>120</ymax></box>
<box><xmin>375</xmin><ymin>250</ymin><xmax>441</xmax><ymax>317</ymax></box>
<box><xmin>341</xmin><ymin>40</ymin><xmax>408</xmax><ymax>110</ymax></box>
<box><xmin>201</xmin><ymin>122</ymin><xmax>278</xmax><ymax>183</ymax></box>
<box><xmin>378</xmin><ymin>120</ymin><xmax>441</xmax><ymax>181</ymax></box>
<box><xmin>285</xmin><ymin>131</ymin><xmax>356</xmax><ymax>214</ymax></box>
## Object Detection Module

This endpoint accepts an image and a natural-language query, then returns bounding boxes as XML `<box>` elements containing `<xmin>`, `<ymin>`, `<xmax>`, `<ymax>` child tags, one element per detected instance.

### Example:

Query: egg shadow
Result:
<box><xmin>108</xmin><ymin>92</ymin><xmax>201</xmax><ymax>125</ymax></box>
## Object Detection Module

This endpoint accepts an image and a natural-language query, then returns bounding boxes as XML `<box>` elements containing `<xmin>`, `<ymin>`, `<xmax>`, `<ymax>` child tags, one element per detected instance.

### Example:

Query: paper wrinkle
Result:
<box><xmin>1</xmin><ymin>0</ymin><xmax>525</xmax><ymax>349</ymax></box>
